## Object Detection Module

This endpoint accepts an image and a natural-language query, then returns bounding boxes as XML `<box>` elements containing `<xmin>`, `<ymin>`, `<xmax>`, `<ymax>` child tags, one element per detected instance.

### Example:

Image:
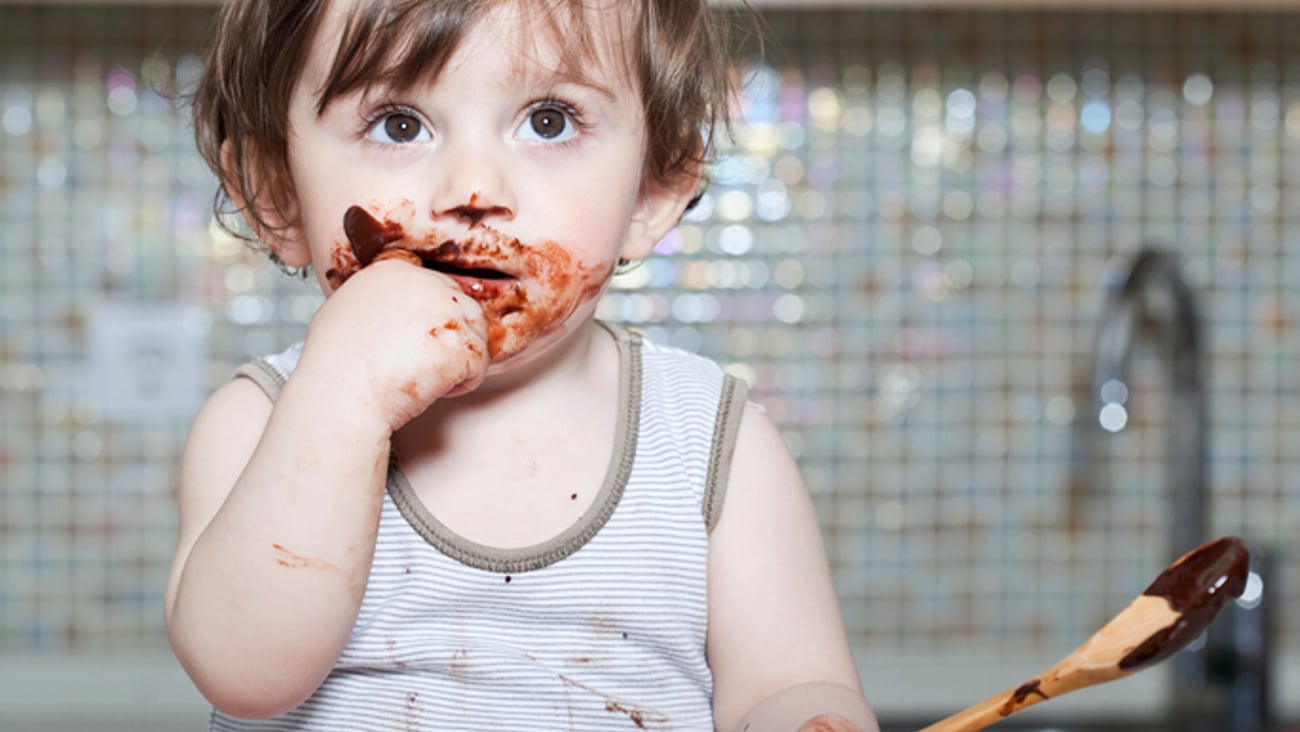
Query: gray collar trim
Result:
<box><xmin>386</xmin><ymin>323</ymin><xmax>641</xmax><ymax>575</ymax></box>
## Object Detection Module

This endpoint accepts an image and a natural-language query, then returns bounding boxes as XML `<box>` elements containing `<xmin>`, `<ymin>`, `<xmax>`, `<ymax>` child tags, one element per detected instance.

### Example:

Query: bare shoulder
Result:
<box><xmin>707</xmin><ymin>402</ymin><xmax>873</xmax><ymax>730</ymax></box>
<box><xmin>725</xmin><ymin>402</ymin><xmax>801</xmax><ymax>486</ymax></box>
<box><xmin>713</xmin><ymin>401</ymin><xmax>819</xmax><ymax>542</ymax></box>
<box><xmin>179</xmin><ymin>377</ymin><xmax>274</xmax><ymax>493</ymax></box>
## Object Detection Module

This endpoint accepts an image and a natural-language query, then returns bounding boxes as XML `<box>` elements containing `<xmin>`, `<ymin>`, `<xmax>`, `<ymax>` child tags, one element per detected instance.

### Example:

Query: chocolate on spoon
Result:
<box><xmin>919</xmin><ymin>536</ymin><xmax>1250</xmax><ymax>732</ymax></box>
<box><xmin>1117</xmin><ymin>536</ymin><xmax>1250</xmax><ymax>671</ymax></box>
<box><xmin>344</xmin><ymin>205</ymin><xmax>404</xmax><ymax>266</ymax></box>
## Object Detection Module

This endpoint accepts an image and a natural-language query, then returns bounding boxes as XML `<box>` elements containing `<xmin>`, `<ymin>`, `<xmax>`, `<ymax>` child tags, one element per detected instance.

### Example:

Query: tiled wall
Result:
<box><xmin>1</xmin><ymin>5</ymin><xmax>1296</xmax><ymax>666</ymax></box>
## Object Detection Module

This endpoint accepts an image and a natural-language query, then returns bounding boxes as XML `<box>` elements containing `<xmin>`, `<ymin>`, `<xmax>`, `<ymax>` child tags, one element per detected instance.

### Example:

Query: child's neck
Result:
<box><xmin>401</xmin><ymin>317</ymin><xmax>615</xmax><ymax>432</ymax></box>
<box><xmin>388</xmin><ymin>318</ymin><xmax>624</xmax><ymax>548</ymax></box>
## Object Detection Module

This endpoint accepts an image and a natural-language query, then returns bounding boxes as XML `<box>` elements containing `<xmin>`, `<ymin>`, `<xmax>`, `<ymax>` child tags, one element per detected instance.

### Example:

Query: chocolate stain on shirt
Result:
<box><xmin>558</xmin><ymin>674</ymin><xmax>669</xmax><ymax>730</ymax></box>
<box><xmin>403</xmin><ymin>691</ymin><xmax>419</xmax><ymax>732</ymax></box>
<box><xmin>449</xmin><ymin>648</ymin><xmax>471</xmax><ymax>679</ymax></box>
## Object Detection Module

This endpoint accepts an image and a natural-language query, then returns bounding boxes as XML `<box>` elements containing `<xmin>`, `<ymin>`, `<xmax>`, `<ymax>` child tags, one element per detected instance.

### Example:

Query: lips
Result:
<box><xmin>414</xmin><ymin>242</ymin><xmax>517</xmax><ymax>298</ymax></box>
<box><xmin>429</xmin><ymin>265</ymin><xmax>517</xmax><ymax>299</ymax></box>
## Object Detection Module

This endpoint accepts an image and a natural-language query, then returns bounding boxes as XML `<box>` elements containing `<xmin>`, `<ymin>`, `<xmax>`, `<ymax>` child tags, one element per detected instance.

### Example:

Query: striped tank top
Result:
<box><xmin>211</xmin><ymin>322</ymin><xmax>748</xmax><ymax>731</ymax></box>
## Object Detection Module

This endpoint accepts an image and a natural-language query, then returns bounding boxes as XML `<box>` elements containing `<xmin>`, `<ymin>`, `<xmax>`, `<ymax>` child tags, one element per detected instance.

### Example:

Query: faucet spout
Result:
<box><xmin>1090</xmin><ymin>247</ymin><xmax>1208</xmax><ymax>558</ymax></box>
<box><xmin>1086</xmin><ymin>247</ymin><xmax>1211</xmax><ymax>699</ymax></box>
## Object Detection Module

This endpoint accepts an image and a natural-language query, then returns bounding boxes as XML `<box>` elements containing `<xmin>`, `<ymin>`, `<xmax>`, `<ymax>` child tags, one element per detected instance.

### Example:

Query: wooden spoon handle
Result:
<box><xmin>915</xmin><ymin>677</ymin><xmax>1054</xmax><ymax>732</ymax></box>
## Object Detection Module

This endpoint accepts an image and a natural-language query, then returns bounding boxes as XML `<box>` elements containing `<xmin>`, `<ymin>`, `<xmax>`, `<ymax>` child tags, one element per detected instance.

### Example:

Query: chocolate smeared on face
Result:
<box><xmin>344</xmin><ymin>205</ymin><xmax>404</xmax><ymax>266</ymax></box>
<box><xmin>1118</xmin><ymin>536</ymin><xmax>1249</xmax><ymax>671</ymax></box>
<box><xmin>334</xmin><ymin>205</ymin><xmax>615</xmax><ymax>362</ymax></box>
<box><xmin>424</xmin><ymin>235</ymin><xmax>611</xmax><ymax>361</ymax></box>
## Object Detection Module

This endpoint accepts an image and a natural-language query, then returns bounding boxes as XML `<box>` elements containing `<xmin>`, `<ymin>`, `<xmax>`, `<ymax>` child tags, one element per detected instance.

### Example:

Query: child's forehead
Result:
<box><xmin>311</xmin><ymin>0</ymin><xmax>636</xmax><ymax>109</ymax></box>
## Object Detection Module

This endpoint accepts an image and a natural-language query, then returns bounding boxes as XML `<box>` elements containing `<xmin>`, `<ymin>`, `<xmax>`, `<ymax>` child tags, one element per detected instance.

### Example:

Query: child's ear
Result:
<box><xmin>622</xmin><ymin>168</ymin><xmax>703</xmax><ymax>262</ymax></box>
<box><xmin>219</xmin><ymin>140</ymin><xmax>310</xmax><ymax>267</ymax></box>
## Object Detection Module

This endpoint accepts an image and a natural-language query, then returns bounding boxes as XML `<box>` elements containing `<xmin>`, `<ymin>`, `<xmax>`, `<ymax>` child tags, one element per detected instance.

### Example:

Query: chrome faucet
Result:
<box><xmin>1082</xmin><ymin>247</ymin><xmax>1272</xmax><ymax>731</ymax></box>
<box><xmin>1089</xmin><ymin>247</ymin><xmax>1207</xmax><ymax>562</ymax></box>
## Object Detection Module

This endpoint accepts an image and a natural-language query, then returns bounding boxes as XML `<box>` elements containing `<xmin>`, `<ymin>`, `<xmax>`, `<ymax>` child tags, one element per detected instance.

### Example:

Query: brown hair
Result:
<box><xmin>191</xmin><ymin>0</ymin><xmax>747</xmax><ymax>252</ymax></box>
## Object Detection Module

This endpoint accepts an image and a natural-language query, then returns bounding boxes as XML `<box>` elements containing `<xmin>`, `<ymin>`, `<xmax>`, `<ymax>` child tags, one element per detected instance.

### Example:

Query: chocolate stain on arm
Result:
<box><xmin>271</xmin><ymin>543</ymin><xmax>342</xmax><ymax>573</ymax></box>
<box><xmin>796</xmin><ymin>715</ymin><xmax>865</xmax><ymax>732</ymax></box>
<box><xmin>428</xmin><ymin>319</ymin><xmax>460</xmax><ymax>338</ymax></box>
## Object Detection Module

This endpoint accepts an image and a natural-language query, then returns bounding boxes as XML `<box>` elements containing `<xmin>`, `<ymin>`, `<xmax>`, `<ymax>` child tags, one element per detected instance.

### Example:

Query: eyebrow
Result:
<box><xmin>524</xmin><ymin>68</ymin><xmax>621</xmax><ymax>104</ymax></box>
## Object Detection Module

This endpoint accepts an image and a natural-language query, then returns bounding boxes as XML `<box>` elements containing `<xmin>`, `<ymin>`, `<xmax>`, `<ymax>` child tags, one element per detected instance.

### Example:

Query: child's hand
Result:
<box><xmin>299</xmin><ymin>257</ymin><xmax>490</xmax><ymax>431</ymax></box>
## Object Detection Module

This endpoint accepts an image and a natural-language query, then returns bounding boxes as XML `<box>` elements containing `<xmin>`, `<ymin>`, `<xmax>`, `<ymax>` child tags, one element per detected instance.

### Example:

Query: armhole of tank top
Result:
<box><xmin>232</xmin><ymin>360</ymin><xmax>286</xmax><ymax>401</ymax></box>
<box><xmin>702</xmin><ymin>374</ymin><xmax>748</xmax><ymax>533</ymax></box>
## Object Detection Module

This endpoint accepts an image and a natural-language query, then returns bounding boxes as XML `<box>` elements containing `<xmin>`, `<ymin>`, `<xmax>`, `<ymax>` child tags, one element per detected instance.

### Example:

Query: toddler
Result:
<box><xmin>164</xmin><ymin>1</ymin><xmax>878</xmax><ymax>730</ymax></box>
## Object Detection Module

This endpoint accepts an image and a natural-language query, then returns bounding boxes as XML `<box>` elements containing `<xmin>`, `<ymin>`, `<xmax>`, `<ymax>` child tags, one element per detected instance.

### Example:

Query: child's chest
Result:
<box><xmin>392</xmin><ymin>413</ymin><xmax>618</xmax><ymax>550</ymax></box>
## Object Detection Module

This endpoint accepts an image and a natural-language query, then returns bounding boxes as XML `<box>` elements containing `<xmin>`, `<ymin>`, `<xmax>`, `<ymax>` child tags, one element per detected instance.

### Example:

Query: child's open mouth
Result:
<box><xmin>417</xmin><ymin>254</ymin><xmax>516</xmax><ymax>297</ymax></box>
<box><xmin>418</xmin><ymin>257</ymin><xmax>509</xmax><ymax>281</ymax></box>
<box><xmin>342</xmin><ymin>205</ymin><xmax>518</xmax><ymax>298</ymax></box>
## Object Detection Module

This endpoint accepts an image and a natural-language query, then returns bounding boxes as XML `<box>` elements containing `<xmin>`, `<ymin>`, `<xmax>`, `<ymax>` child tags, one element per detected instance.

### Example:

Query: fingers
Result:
<box><xmin>371</xmin><ymin>249</ymin><xmax>423</xmax><ymax>266</ymax></box>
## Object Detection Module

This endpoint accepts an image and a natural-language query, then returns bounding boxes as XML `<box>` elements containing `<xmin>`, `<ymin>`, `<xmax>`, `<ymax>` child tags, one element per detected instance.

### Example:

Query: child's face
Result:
<box><xmin>277</xmin><ymin>0</ymin><xmax>685</xmax><ymax>370</ymax></box>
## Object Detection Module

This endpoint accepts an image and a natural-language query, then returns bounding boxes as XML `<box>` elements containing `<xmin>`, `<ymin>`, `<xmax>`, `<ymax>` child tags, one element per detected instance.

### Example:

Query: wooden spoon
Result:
<box><xmin>919</xmin><ymin>536</ymin><xmax>1250</xmax><ymax>732</ymax></box>
<box><xmin>344</xmin><ymin>205</ymin><xmax>404</xmax><ymax>267</ymax></box>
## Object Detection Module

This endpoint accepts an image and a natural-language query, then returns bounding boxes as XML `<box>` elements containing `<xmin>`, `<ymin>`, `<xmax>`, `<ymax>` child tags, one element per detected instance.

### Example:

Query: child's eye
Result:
<box><xmin>366</xmin><ymin>110</ymin><xmax>431</xmax><ymax>144</ymax></box>
<box><xmin>516</xmin><ymin>106</ymin><xmax>579</xmax><ymax>143</ymax></box>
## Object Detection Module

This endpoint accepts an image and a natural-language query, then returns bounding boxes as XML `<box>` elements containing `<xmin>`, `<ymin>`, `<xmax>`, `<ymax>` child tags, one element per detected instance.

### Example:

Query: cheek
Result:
<box><xmin>536</xmin><ymin>170</ymin><xmax>643</xmax><ymax>251</ymax></box>
<box><xmin>480</xmin><ymin>242</ymin><xmax>613</xmax><ymax>362</ymax></box>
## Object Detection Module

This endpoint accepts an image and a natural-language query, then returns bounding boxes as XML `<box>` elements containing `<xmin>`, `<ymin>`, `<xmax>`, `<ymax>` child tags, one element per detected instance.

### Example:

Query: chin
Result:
<box><xmin>482</xmin><ymin>318</ymin><xmax>593</xmax><ymax>380</ymax></box>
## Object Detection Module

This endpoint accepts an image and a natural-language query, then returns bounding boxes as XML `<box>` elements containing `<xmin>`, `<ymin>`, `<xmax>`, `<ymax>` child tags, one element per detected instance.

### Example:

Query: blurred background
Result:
<box><xmin>0</xmin><ymin>1</ymin><xmax>1296</xmax><ymax>730</ymax></box>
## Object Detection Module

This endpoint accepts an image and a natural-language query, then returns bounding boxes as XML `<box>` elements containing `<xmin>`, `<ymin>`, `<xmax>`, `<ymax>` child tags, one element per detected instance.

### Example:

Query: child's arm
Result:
<box><xmin>707</xmin><ymin>403</ymin><xmax>880</xmax><ymax>732</ymax></box>
<box><xmin>163</xmin><ymin>368</ymin><xmax>392</xmax><ymax>719</ymax></box>
<box><xmin>164</xmin><ymin>261</ymin><xmax>487</xmax><ymax>719</ymax></box>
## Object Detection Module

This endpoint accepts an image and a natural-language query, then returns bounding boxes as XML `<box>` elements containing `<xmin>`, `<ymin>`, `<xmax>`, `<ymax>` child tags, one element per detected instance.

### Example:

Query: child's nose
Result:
<box><xmin>428</xmin><ymin>140</ymin><xmax>515</xmax><ymax>228</ymax></box>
